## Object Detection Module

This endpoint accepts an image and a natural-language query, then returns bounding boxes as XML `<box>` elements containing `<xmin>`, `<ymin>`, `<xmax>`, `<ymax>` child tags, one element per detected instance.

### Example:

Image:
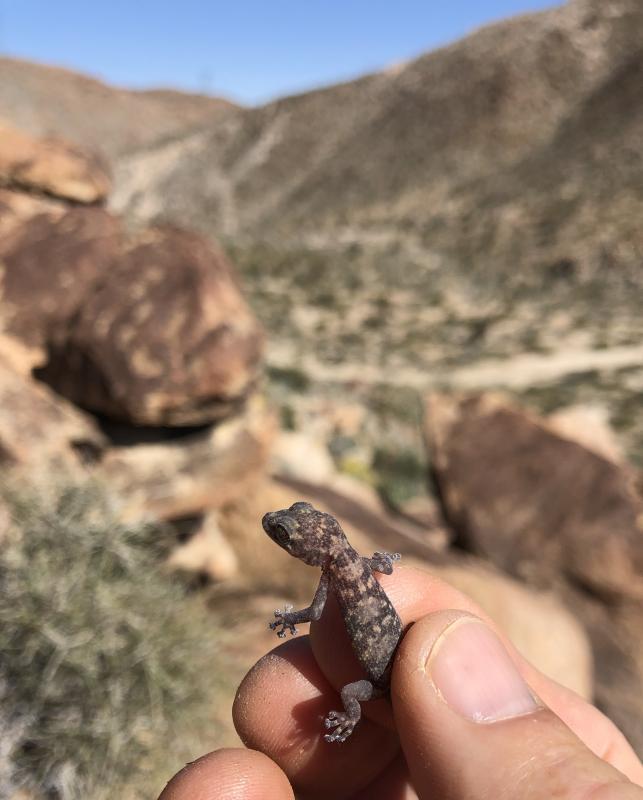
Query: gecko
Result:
<box><xmin>262</xmin><ymin>501</ymin><xmax>403</xmax><ymax>743</ymax></box>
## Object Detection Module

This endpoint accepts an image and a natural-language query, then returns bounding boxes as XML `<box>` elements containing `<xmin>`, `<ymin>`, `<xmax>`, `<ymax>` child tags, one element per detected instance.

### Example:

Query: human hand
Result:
<box><xmin>158</xmin><ymin>567</ymin><xmax>643</xmax><ymax>799</ymax></box>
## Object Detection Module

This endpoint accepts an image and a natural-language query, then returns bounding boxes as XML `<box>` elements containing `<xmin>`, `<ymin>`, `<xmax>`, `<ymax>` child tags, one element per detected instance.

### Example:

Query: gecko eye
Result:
<box><xmin>273</xmin><ymin>524</ymin><xmax>290</xmax><ymax>546</ymax></box>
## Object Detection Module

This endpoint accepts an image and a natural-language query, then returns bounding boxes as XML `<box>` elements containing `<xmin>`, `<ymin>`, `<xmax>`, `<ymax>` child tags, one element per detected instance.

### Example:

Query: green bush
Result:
<box><xmin>0</xmin><ymin>481</ymin><xmax>221</xmax><ymax>800</ymax></box>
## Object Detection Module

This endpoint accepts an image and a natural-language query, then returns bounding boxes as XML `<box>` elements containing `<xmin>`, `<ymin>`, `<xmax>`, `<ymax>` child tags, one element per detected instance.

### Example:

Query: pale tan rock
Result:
<box><xmin>167</xmin><ymin>512</ymin><xmax>239</xmax><ymax>581</ymax></box>
<box><xmin>0</xmin><ymin>123</ymin><xmax>110</xmax><ymax>203</ymax></box>
<box><xmin>434</xmin><ymin>560</ymin><xmax>593</xmax><ymax>699</ymax></box>
<box><xmin>0</xmin><ymin>342</ymin><xmax>105</xmax><ymax>472</ymax></box>
<box><xmin>0</xmin><ymin>188</ymin><xmax>63</xmax><ymax>237</ymax></box>
<box><xmin>547</xmin><ymin>404</ymin><xmax>623</xmax><ymax>463</ymax></box>
<box><xmin>97</xmin><ymin>396</ymin><xmax>276</xmax><ymax>521</ymax></box>
<box><xmin>271</xmin><ymin>431</ymin><xmax>336</xmax><ymax>484</ymax></box>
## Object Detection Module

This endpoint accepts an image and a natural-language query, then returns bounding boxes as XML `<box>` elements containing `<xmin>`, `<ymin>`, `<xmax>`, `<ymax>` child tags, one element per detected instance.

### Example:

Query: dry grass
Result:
<box><xmin>0</xmin><ymin>480</ymin><xmax>226</xmax><ymax>800</ymax></box>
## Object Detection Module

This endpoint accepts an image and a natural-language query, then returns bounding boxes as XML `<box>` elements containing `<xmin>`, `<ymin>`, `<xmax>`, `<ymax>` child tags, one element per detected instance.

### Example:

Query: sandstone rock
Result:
<box><xmin>0</xmin><ymin>207</ymin><xmax>121</xmax><ymax>354</ymax></box>
<box><xmin>270</xmin><ymin>431</ymin><xmax>336</xmax><ymax>484</ymax></box>
<box><xmin>166</xmin><ymin>511</ymin><xmax>239</xmax><ymax>581</ymax></box>
<box><xmin>0</xmin><ymin>342</ymin><xmax>105</xmax><ymax>472</ymax></box>
<box><xmin>39</xmin><ymin>226</ymin><xmax>263</xmax><ymax>426</ymax></box>
<box><xmin>547</xmin><ymin>404</ymin><xmax>624</xmax><ymax>463</ymax></box>
<box><xmin>425</xmin><ymin>392</ymin><xmax>643</xmax><ymax>599</ymax></box>
<box><xmin>0</xmin><ymin>188</ymin><xmax>63</xmax><ymax>238</ymax></box>
<box><xmin>0</xmin><ymin>123</ymin><xmax>110</xmax><ymax>204</ymax></box>
<box><xmin>435</xmin><ymin>560</ymin><xmax>593</xmax><ymax>699</ymax></box>
<box><xmin>96</xmin><ymin>396</ymin><xmax>276</xmax><ymax>521</ymax></box>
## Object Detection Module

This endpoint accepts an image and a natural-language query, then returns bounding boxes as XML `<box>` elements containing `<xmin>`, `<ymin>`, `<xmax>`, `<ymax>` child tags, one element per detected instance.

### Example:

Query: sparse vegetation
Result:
<box><xmin>0</xmin><ymin>480</ymin><xmax>224</xmax><ymax>800</ymax></box>
<box><xmin>372</xmin><ymin>446</ymin><xmax>428</xmax><ymax>511</ymax></box>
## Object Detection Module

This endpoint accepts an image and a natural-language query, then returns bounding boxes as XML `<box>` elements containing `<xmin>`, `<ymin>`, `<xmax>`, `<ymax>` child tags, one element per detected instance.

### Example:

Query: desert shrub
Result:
<box><xmin>267</xmin><ymin>365</ymin><xmax>311</xmax><ymax>392</ymax></box>
<box><xmin>372</xmin><ymin>447</ymin><xmax>427</xmax><ymax>510</ymax></box>
<box><xmin>0</xmin><ymin>480</ymin><xmax>220</xmax><ymax>800</ymax></box>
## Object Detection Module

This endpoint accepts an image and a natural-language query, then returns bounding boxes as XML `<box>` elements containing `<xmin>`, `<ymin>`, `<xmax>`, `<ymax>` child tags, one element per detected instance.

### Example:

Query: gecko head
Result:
<box><xmin>262</xmin><ymin>501</ymin><xmax>346</xmax><ymax>566</ymax></box>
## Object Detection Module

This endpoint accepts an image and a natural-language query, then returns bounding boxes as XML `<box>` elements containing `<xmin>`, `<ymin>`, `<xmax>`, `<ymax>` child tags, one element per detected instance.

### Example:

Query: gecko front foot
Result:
<box><xmin>323</xmin><ymin>710</ymin><xmax>357</xmax><ymax>743</ymax></box>
<box><xmin>268</xmin><ymin>604</ymin><xmax>298</xmax><ymax>638</ymax></box>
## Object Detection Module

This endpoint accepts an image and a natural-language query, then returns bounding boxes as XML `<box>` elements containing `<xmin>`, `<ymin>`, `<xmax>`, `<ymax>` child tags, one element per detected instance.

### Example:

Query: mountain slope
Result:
<box><xmin>110</xmin><ymin>0</ymin><xmax>643</xmax><ymax>249</ymax></box>
<box><xmin>0</xmin><ymin>57</ymin><xmax>237</xmax><ymax>159</ymax></box>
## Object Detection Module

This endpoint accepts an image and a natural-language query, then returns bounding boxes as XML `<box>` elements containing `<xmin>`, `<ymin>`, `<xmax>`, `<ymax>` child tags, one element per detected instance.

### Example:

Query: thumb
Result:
<box><xmin>392</xmin><ymin>610</ymin><xmax>642</xmax><ymax>800</ymax></box>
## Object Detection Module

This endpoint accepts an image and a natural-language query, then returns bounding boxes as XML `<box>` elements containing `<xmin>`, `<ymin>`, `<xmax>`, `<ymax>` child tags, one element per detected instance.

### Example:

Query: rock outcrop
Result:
<box><xmin>0</xmin><ymin>123</ymin><xmax>110</xmax><ymax>203</ymax></box>
<box><xmin>425</xmin><ymin>392</ymin><xmax>643</xmax><ymax>600</ymax></box>
<box><xmin>0</xmin><ymin>126</ymin><xmax>264</xmax><ymax>428</ymax></box>
<box><xmin>0</xmin><ymin>341</ymin><xmax>105</xmax><ymax>472</ymax></box>
<box><xmin>0</xmin><ymin>125</ymin><xmax>269</xmax><ymax>527</ymax></box>
<box><xmin>425</xmin><ymin>390</ymin><xmax>643</xmax><ymax>754</ymax></box>
<box><xmin>97</xmin><ymin>396</ymin><xmax>275</xmax><ymax>521</ymax></box>
<box><xmin>38</xmin><ymin>226</ymin><xmax>263</xmax><ymax>426</ymax></box>
<box><xmin>0</xmin><ymin>207</ymin><xmax>121</xmax><ymax>359</ymax></box>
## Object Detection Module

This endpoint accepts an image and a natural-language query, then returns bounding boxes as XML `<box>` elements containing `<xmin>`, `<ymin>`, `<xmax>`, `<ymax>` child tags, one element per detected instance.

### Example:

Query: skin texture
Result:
<box><xmin>159</xmin><ymin>566</ymin><xmax>643</xmax><ymax>799</ymax></box>
<box><xmin>262</xmin><ymin>501</ymin><xmax>402</xmax><ymax>742</ymax></box>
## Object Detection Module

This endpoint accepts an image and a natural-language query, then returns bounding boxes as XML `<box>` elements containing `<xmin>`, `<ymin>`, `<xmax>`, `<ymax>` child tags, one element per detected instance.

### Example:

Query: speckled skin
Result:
<box><xmin>262</xmin><ymin>501</ymin><xmax>403</xmax><ymax>743</ymax></box>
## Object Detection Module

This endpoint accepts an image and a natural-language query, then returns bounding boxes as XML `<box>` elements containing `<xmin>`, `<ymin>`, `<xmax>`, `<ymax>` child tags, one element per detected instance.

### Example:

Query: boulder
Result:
<box><xmin>270</xmin><ymin>431</ymin><xmax>336</xmax><ymax>484</ymax></box>
<box><xmin>0</xmin><ymin>207</ymin><xmax>121</xmax><ymax>355</ymax></box>
<box><xmin>166</xmin><ymin>511</ymin><xmax>240</xmax><ymax>581</ymax></box>
<box><xmin>95</xmin><ymin>396</ymin><xmax>276</xmax><ymax>521</ymax></box>
<box><xmin>425</xmin><ymin>392</ymin><xmax>643</xmax><ymax>600</ymax></box>
<box><xmin>38</xmin><ymin>226</ymin><xmax>264</xmax><ymax>426</ymax></box>
<box><xmin>0</xmin><ymin>341</ymin><xmax>105</xmax><ymax>472</ymax></box>
<box><xmin>0</xmin><ymin>123</ymin><xmax>110</xmax><ymax>204</ymax></box>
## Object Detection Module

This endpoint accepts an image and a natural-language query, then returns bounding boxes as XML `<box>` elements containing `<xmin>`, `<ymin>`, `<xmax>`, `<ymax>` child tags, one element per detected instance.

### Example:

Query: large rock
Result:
<box><xmin>425</xmin><ymin>392</ymin><xmax>643</xmax><ymax>600</ymax></box>
<box><xmin>38</xmin><ymin>226</ymin><xmax>263</xmax><ymax>426</ymax></box>
<box><xmin>0</xmin><ymin>207</ymin><xmax>121</xmax><ymax>357</ymax></box>
<box><xmin>0</xmin><ymin>123</ymin><xmax>110</xmax><ymax>204</ymax></box>
<box><xmin>0</xmin><ymin>199</ymin><xmax>264</xmax><ymax>427</ymax></box>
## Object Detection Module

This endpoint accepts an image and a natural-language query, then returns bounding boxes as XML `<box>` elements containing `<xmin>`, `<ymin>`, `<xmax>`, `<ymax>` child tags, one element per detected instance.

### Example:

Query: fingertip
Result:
<box><xmin>233</xmin><ymin>635</ymin><xmax>399</xmax><ymax>797</ymax></box>
<box><xmin>157</xmin><ymin>747</ymin><xmax>294</xmax><ymax>800</ymax></box>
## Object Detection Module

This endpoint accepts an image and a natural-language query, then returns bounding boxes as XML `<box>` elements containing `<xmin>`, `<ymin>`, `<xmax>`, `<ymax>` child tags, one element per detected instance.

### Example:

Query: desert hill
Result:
<box><xmin>108</xmin><ymin>0</ymin><xmax>643</xmax><ymax>252</ymax></box>
<box><xmin>0</xmin><ymin>56</ymin><xmax>237</xmax><ymax>159</ymax></box>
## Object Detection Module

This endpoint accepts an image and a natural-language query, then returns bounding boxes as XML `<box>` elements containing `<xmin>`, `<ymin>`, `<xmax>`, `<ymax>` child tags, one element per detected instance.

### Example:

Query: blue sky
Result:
<box><xmin>0</xmin><ymin>1</ymin><xmax>557</xmax><ymax>105</ymax></box>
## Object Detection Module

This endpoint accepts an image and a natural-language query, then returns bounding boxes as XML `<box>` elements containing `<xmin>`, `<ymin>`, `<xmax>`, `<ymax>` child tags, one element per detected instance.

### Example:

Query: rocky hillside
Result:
<box><xmin>109</xmin><ymin>0</ymin><xmax>643</xmax><ymax>256</ymax></box>
<box><xmin>105</xmin><ymin>0</ymin><xmax>643</xmax><ymax>472</ymax></box>
<box><xmin>0</xmin><ymin>57</ymin><xmax>236</xmax><ymax>159</ymax></box>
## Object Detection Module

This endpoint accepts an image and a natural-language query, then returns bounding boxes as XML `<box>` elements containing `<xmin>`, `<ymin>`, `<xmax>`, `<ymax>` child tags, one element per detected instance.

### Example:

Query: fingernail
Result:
<box><xmin>427</xmin><ymin>617</ymin><xmax>540</xmax><ymax>723</ymax></box>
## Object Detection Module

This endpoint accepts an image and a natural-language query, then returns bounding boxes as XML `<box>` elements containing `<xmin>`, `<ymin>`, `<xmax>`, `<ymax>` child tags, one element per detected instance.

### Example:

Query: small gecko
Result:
<box><xmin>262</xmin><ymin>501</ymin><xmax>403</xmax><ymax>743</ymax></box>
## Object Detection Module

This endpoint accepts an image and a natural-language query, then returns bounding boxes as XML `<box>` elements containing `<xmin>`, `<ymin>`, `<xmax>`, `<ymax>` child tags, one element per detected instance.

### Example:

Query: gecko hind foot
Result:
<box><xmin>323</xmin><ymin>710</ymin><xmax>357</xmax><ymax>743</ymax></box>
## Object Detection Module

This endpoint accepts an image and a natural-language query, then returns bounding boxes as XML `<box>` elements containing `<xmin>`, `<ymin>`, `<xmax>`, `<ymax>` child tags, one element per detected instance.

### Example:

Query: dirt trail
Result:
<box><xmin>268</xmin><ymin>342</ymin><xmax>643</xmax><ymax>390</ymax></box>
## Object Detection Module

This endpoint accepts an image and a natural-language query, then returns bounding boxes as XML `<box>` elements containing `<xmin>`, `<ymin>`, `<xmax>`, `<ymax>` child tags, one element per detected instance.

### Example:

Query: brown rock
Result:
<box><xmin>0</xmin><ymin>188</ymin><xmax>63</xmax><ymax>238</ymax></box>
<box><xmin>0</xmin><ymin>341</ymin><xmax>105</xmax><ymax>472</ymax></box>
<box><xmin>425</xmin><ymin>392</ymin><xmax>643</xmax><ymax>599</ymax></box>
<box><xmin>0</xmin><ymin>123</ymin><xmax>110</xmax><ymax>204</ymax></box>
<box><xmin>40</xmin><ymin>226</ymin><xmax>263</xmax><ymax>426</ymax></box>
<box><xmin>96</xmin><ymin>396</ymin><xmax>276</xmax><ymax>521</ymax></box>
<box><xmin>0</xmin><ymin>207</ymin><xmax>121</xmax><ymax>353</ymax></box>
